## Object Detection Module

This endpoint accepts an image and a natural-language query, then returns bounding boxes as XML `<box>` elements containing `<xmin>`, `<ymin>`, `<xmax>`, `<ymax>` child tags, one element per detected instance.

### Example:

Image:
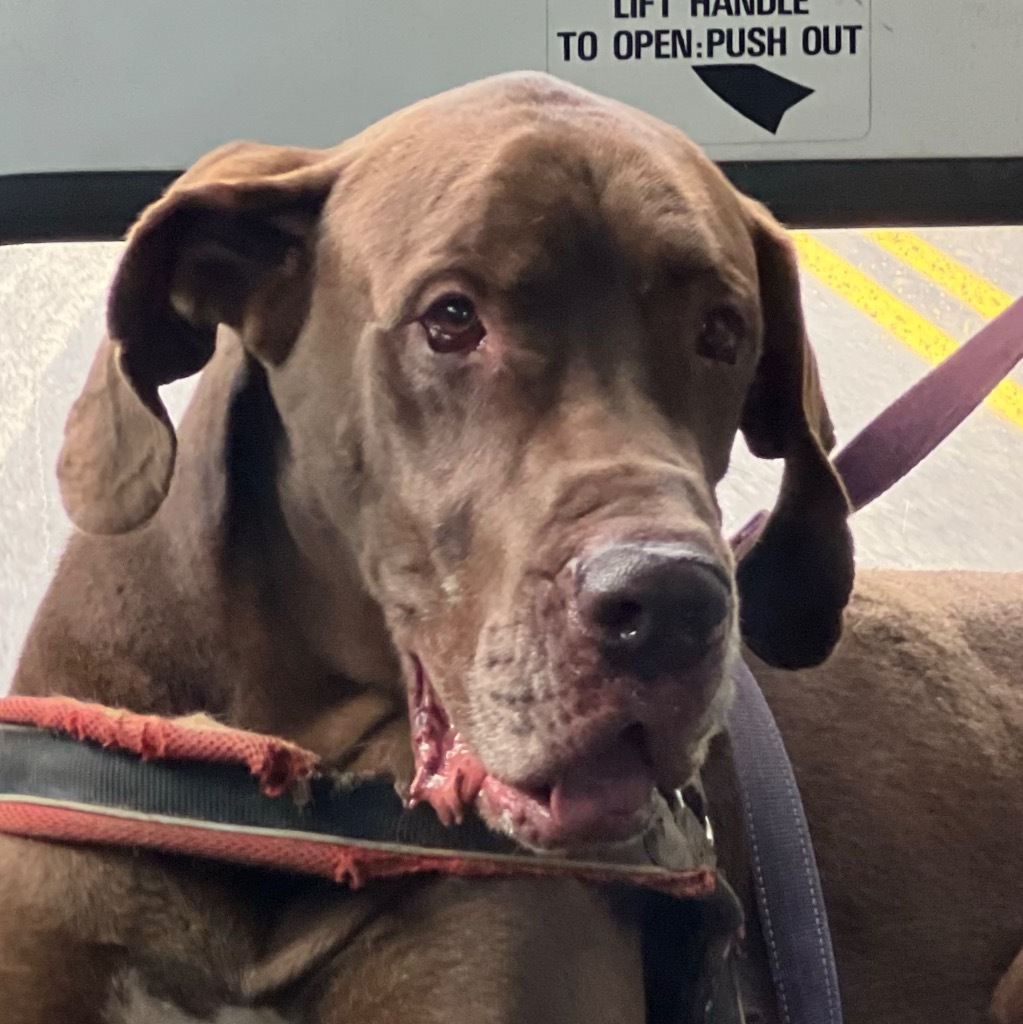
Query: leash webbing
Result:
<box><xmin>834</xmin><ymin>294</ymin><xmax>1023</xmax><ymax>511</ymax></box>
<box><xmin>727</xmin><ymin>663</ymin><xmax>842</xmax><ymax>1024</ymax></box>
<box><xmin>728</xmin><ymin>292</ymin><xmax>1023</xmax><ymax>1024</ymax></box>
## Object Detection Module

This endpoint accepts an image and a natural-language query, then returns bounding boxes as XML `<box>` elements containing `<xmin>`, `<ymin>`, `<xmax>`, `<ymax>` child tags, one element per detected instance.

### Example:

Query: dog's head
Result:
<box><xmin>59</xmin><ymin>73</ymin><xmax>852</xmax><ymax>852</ymax></box>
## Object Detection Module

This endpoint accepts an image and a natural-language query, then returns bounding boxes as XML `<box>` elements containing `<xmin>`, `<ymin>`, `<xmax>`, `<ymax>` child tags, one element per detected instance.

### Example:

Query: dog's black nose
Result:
<box><xmin>576</xmin><ymin>543</ymin><xmax>731</xmax><ymax>678</ymax></box>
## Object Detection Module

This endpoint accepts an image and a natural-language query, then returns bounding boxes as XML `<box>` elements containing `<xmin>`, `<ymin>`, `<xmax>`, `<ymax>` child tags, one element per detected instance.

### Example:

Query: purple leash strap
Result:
<box><xmin>727</xmin><ymin>294</ymin><xmax>1023</xmax><ymax>1024</ymax></box>
<box><xmin>835</xmin><ymin>294</ymin><xmax>1023</xmax><ymax>511</ymax></box>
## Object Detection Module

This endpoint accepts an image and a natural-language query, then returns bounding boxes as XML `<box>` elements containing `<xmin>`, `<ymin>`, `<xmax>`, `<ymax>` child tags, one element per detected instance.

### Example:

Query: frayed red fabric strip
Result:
<box><xmin>332</xmin><ymin>847</ymin><xmax>719</xmax><ymax>900</ymax></box>
<box><xmin>0</xmin><ymin>696</ymin><xmax>318</xmax><ymax>797</ymax></box>
<box><xmin>0</xmin><ymin>801</ymin><xmax>718</xmax><ymax>902</ymax></box>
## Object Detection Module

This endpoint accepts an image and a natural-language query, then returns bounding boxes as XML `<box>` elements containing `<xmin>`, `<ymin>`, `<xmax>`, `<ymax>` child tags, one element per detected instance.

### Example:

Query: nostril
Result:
<box><xmin>594</xmin><ymin>598</ymin><xmax>648</xmax><ymax>647</ymax></box>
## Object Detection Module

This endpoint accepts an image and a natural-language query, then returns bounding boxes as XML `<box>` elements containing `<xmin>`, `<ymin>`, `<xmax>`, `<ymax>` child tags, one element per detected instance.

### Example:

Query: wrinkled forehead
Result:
<box><xmin>330</xmin><ymin>84</ymin><xmax>758</xmax><ymax>321</ymax></box>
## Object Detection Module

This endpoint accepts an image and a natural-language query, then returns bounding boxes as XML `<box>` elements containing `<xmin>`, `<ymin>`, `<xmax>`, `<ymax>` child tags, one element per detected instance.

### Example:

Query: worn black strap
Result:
<box><xmin>0</xmin><ymin>723</ymin><xmax>512</xmax><ymax>854</ymax></box>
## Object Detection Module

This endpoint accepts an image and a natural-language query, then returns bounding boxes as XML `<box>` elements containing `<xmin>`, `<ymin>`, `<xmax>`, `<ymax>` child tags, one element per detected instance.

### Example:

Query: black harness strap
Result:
<box><xmin>0</xmin><ymin>723</ymin><xmax>511</xmax><ymax>854</ymax></box>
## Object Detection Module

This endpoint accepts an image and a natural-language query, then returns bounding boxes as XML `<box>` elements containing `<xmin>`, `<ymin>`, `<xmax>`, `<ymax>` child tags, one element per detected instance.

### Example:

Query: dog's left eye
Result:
<box><xmin>696</xmin><ymin>307</ymin><xmax>745</xmax><ymax>365</ymax></box>
<box><xmin>420</xmin><ymin>294</ymin><xmax>487</xmax><ymax>354</ymax></box>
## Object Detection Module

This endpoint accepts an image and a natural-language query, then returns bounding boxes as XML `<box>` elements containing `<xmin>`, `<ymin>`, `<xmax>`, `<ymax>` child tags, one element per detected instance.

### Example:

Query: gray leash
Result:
<box><xmin>727</xmin><ymin>660</ymin><xmax>843</xmax><ymax>1024</ymax></box>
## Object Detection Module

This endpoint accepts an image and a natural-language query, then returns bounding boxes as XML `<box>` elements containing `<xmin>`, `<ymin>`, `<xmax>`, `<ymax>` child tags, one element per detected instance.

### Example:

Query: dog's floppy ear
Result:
<box><xmin>735</xmin><ymin>200</ymin><xmax>854</xmax><ymax>670</ymax></box>
<box><xmin>58</xmin><ymin>142</ymin><xmax>337</xmax><ymax>536</ymax></box>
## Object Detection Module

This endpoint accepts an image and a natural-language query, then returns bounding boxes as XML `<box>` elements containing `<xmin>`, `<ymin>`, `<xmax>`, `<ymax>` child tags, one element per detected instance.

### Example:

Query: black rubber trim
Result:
<box><xmin>0</xmin><ymin>171</ymin><xmax>178</xmax><ymax>245</ymax></box>
<box><xmin>1</xmin><ymin>158</ymin><xmax>1021</xmax><ymax>244</ymax></box>
<box><xmin>0</xmin><ymin>724</ymin><xmax>515</xmax><ymax>854</ymax></box>
<box><xmin>721</xmin><ymin>157</ymin><xmax>1023</xmax><ymax>228</ymax></box>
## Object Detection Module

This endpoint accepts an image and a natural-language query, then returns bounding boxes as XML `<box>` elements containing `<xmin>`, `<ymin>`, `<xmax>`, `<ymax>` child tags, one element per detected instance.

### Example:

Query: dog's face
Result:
<box><xmin>57</xmin><ymin>73</ymin><xmax>852</xmax><ymax>852</ymax></box>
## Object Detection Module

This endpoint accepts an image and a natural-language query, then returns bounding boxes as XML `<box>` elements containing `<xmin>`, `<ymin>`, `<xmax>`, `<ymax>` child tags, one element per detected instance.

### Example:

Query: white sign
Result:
<box><xmin>547</xmin><ymin>0</ymin><xmax>871</xmax><ymax>144</ymax></box>
<box><xmin>3</xmin><ymin>1</ymin><xmax>1023</xmax><ymax>175</ymax></box>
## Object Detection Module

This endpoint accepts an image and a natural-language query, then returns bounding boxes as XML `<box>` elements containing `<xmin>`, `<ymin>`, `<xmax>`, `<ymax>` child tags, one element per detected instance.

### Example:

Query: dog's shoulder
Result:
<box><xmin>749</xmin><ymin>566</ymin><xmax>1023</xmax><ymax>781</ymax></box>
<box><xmin>846</xmin><ymin>567</ymin><xmax>1023</xmax><ymax>673</ymax></box>
<box><xmin>11</xmin><ymin>526</ymin><xmax>217</xmax><ymax>712</ymax></box>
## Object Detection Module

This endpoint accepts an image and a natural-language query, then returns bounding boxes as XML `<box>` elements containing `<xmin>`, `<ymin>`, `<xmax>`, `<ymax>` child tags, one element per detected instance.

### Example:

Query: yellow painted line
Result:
<box><xmin>864</xmin><ymin>229</ymin><xmax>1014</xmax><ymax>321</ymax></box>
<box><xmin>789</xmin><ymin>231</ymin><xmax>1023</xmax><ymax>431</ymax></box>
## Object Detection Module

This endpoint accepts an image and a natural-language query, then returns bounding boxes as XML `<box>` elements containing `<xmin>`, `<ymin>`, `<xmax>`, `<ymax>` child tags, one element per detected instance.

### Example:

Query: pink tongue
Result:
<box><xmin>549</xmin><ymin>735</ymin><xmax>654</xmax><ymax>835</ymax></box>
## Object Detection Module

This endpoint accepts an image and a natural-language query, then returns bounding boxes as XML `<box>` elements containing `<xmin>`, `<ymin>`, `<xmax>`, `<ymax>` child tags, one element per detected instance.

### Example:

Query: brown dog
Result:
<box><xmin>1</xmin><ymin>70</ymin><xmax>1018</xmax><ymax>1023</ymax></box>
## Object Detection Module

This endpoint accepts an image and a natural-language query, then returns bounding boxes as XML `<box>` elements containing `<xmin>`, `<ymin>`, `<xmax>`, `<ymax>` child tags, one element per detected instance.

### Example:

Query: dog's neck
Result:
<box><xmin>171</xmin><ymin>342</ymin><xmax>411</xmax><ymax>778</ymax></box>
<box><xmin>261</xmin><ymin>462</ymin><xmax>413</xmax><ymax>778</ymax></box>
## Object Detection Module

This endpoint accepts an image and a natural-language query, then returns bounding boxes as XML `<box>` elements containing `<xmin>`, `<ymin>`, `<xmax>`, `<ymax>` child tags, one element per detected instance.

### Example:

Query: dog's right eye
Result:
<box><xmin>696</xmin><ymin>306</ymin><xmax>745</xmax><ymax>365</ymax></box>
<box><xmin>420</xmin><ymin>294</ymin><xmax>487</xmax><ymax>354</ymax></box>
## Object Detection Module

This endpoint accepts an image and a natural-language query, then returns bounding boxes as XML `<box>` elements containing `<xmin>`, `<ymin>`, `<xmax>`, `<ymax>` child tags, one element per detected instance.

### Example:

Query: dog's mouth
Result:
<box><xmin>406</xmin><ymin>657</ymin><xmax>656</xmax><ymax>850</ymax></box>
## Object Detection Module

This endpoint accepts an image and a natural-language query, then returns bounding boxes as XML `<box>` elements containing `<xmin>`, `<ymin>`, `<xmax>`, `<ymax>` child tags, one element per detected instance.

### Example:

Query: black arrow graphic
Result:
<box><xmin>692</xmin><ymin>63</ymin><xmax>814</xmax><ymax>134</ymax></box>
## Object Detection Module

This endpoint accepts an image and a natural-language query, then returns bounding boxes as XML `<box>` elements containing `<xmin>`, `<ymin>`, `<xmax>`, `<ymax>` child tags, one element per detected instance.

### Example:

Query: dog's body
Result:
<box><xmin>706</xmin><ymin>569</ymin><xmax>1023</xmax><ymax>1024</ymax></box>
<box><xmin>3</xmin><ymin>72</ymin><xmax>1021</xmax><ymax>1023</ymax></box>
